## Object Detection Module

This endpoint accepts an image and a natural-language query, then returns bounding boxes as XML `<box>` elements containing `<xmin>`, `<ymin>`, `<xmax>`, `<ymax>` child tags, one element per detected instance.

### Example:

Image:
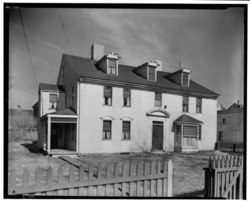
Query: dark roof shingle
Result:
<box><xmin>62</xmin><ymin>54</ymin><xmax>219</xmax><ymax>98</ymax></box>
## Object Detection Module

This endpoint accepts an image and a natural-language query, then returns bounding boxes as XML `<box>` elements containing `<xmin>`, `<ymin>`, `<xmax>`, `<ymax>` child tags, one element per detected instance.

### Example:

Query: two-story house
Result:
<box><xmin>36</xmin><ymin>44</ymin><xmax>219</xmax><ymax>156</ymax></box>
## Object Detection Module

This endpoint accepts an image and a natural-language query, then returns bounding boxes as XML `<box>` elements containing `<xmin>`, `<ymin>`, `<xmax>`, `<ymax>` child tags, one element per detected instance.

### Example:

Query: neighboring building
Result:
<box><xmin>8</xmin><ymin>108</ymin><xmax>37</xmax><ymax>130</ymax></box>
<box><xmin>217</xmin><ymin>103</ymin><xmax>244</xmax><ymax>143</ymax></box>
<box><xmin>36</xmin><ymin>44</ymin><xmax>219</xmax><ymax>156</ymax></box>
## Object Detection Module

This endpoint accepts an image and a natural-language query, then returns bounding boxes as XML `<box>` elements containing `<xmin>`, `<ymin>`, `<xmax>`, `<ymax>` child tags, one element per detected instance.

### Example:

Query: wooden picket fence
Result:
<box><xmin>8</xmin><ymin>159</ymin><xmax>173</xmax><ymax>197</ymax></box>
<box><xmin>204</xmin><ymin>155</ymin><xmax>244</xmax><ymax>199</ymax></box>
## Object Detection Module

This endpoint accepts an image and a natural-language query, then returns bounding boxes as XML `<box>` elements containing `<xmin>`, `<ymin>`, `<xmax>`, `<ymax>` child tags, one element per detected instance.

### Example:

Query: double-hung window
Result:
<box><xmin>103</xmin><ymin>120</ymin><xmax>112</xmax><ymax>140</ymax></box>
<box><xmin>182</xmin><ymin>96</ymin><xmax>189</xmax><ymax>112</ymax></box>
<box><xmin>104</xmin><ymin>86</ymin><xmax>112</xmax><ymax>105</ymax></box>
<box><xmin>49</xmin><ymin>93</ymin><xmax>58</xmax><ymax>109</ymax></box>
<box><xmin>107</xmin><ymin>59</ymin><xmax>117</xmax><ymax>75</ymax></box>
<box><xmin>148</xmin><ymin>66</ymin><xmax>156</xmax><ymax>81</ymax></box>
<box><xmin>122</xmin><ymin>121</ymin><xmax>131</xmax><ymax>140</ymax></box>
<box><xmin>155</xmin><ymin>92</ymin><xmax>162</xmax><ymax>107</ymax></box>
<box><xmin>196</xmin><ymin>97</ymin><xmax>202</xmax><ymax>113</ymax></box>
<box><xmin>123</xmin><ymin>88</ymin><xmax>131</xmax><ymax>107</ymax></box>
<box><xmin>182</xmin><ymin>73</ymin><xmax>189</xmax><ymax>87</ymax></box>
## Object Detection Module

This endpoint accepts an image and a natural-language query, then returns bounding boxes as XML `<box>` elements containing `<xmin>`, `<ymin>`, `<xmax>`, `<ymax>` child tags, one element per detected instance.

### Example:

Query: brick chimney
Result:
<box><xmin>91</xmin><ymin>44</ymin><xmax>104</xmax><ymax>61</ymax></box>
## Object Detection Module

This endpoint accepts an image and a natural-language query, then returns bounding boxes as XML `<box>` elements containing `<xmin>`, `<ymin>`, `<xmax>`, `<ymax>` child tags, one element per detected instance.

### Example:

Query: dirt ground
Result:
<box><xmin>8</xmin><ymin>140</ymin><xmax>229</xmax><ymax>197</ymax></box>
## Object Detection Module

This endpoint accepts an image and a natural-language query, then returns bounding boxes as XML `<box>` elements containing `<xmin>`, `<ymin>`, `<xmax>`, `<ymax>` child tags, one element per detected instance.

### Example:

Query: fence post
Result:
<box><xmin>167</xmin><ymin>159</ymin><xmax>173</xmax><ymax>197</ymax></box>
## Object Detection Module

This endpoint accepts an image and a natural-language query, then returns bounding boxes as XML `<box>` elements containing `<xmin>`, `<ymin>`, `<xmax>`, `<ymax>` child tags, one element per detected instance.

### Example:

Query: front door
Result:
<box><xmin>152</xmin><ymin>121</ymin><xmax>164</xmax><ymax>150</ymax></box>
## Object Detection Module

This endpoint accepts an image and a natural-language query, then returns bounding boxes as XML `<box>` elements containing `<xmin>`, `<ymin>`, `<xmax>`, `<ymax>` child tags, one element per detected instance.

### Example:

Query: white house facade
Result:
<box><xmin>36</xmin><ymin>44</ymin><xmax>219</xmax><ymax>156</ymax></box>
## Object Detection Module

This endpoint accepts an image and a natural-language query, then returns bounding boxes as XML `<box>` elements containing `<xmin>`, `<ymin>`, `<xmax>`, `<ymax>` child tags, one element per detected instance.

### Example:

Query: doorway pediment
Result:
<box><xmin>146</xmin><ymin>109</ymin><xmax>170</xmax><ymax>118</ymax></box>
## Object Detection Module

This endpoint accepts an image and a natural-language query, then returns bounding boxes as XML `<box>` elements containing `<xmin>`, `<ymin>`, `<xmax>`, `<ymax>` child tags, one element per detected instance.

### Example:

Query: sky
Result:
<box><xmin>8</xmin><ymin>6</ymin><xmax>245</xmax><ymax>110</ymax></box>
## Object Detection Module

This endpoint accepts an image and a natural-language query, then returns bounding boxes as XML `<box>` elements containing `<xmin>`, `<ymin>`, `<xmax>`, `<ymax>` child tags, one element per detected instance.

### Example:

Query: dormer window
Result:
<box><xmin>148</xmin><ymin>66</ymin><xmax>156</xmax><ymax>81</ymax></box>
<box><xmin>182</xmin><ymin>72</ymin><xmax>189</xmax><ymax>87</ymax></box>
<box><xmin>107</xmin><ymin>58</ymin><xmax>117</xmax><ymax>75</ymax></box>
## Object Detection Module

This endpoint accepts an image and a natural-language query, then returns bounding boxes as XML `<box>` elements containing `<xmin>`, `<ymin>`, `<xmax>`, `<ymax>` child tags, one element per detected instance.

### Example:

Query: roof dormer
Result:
<box><xmin>167</xmin><ymin>68</ymin><xmax>191</xmax><ymax>87</ymax></box>
<box><xmin>135</xmin><ymin>60</ymin><xmax>159</xmax><ymax>82</ymax></box>
<box><xmin>96</xmin><ymin>52</ymin><xmax>120</xmax><ymax>76</ymax></box>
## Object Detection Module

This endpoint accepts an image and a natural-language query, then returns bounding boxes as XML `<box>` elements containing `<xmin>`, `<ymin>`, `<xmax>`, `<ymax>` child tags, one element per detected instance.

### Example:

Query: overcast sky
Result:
<box><xmin>8</xmin><ymin>6</ymin><xmax>244</xmax><ymax>109</ymax></box>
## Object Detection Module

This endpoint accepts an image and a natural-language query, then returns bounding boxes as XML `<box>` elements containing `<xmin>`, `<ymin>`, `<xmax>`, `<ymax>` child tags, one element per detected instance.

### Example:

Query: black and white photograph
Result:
<box><xmin>5</xmin><ymin>2</ymin><xmax>246</xmax><ymax>199</ymax></box>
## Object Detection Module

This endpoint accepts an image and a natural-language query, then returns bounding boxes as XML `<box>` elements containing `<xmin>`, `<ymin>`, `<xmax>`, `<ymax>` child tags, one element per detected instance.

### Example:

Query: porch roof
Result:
<box><xmin>50</xmin><ymin>108</ymin><xmax>76</xmax><ymax>116</ymax></box>
<box><xmin>174</xmin><ymin>114</ymin><xmax>203</xmax><ymax>125</ymax></box>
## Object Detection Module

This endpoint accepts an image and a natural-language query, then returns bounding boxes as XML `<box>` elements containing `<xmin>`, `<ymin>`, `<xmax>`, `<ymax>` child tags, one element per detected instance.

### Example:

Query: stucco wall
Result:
<box><xmin>78</xmin><ymin>83</ymin><xmax>217</xmax><ymax>153</ymax></box>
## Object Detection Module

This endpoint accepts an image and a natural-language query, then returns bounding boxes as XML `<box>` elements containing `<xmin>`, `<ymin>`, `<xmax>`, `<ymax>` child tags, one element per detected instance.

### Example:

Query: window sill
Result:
<box><xmin>122</xmin><ymin>106</ymin><xmax>131</xmax><ymax>108</ymax></box>
<box><xmin>121</xmin><ymin>139</ymin><xmax>131</xmax><ymax>141</ymax></box>
<box><xmin>103</xmin><ymin>104</ymin><xmax>112</xmax><ymax>107</ymax></box>
<box><xmin>102</xmin><ymin>139</ymin><xmax>112</xmax><ymax>141</ymax></box>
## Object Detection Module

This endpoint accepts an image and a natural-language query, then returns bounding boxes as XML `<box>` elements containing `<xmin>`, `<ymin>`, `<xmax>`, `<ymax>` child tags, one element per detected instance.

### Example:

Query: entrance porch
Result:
<box><xmin>41</xmin><ymin>111</ymin><xmax>78</xmax><ymax>156</ymax></box>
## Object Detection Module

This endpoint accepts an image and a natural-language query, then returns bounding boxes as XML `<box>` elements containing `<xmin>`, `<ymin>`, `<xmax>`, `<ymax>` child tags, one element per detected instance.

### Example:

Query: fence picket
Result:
<box><xmin>46</xmin><ymin>166</ymin><xmax>53</xmax><ymax>196</ymax></box>
<box><xmin>97</xmin><ymin>163</ymin><xmax>104</xmax><ymax>196</ymax></box>
<box><xmin>88</xmin><ymin>164</ymin><xmax>95</xmax><ymax>196</ymax></box>
<box><xmin>144</xmin><ymin>161</ymin><xmax>150</xmax><ymax>197</ymax></box>
<box><xmin>162</xmin><ymin>160</ymin><xmax>168</xmax><ymax>197</ymax></box>
<box><xmin>122</xmin><ymin>161</ymin><xmax>129</xmax><ymax>197</ymax></box>
<box><xmin>114</xmin><ymin>162</ymin><xmax>121</xmax><ymax>196</ymax></box>
<box><xmin>79</xmin><ymin>165</ymin><xmax>87</xmax><ymax>196</ymax></box>
<box><xmin>68</xmin><ymin>165</ymin><xmax>76</xmax><ymax>196</ymax></box>
<box><xmin>156</xmin><ymin>160</ymin><xmax>163</xmax><ymax>197</ymax></box>
<box><xmin>150</xmin><ymin>161</ymin><xmax>156</xmax><ymax>197</ymax></box>
<box><xmin>129</xmin><ymin>161</ymin><xmax>137</xmax><ymax>197</ymax></box>
<box><xmin>136</xmin><ymin>160</ymin><xmax>144</xmax><ymax>197</ymax></box>
<box><xmin>57</xmin><ymin>167</ymin><xmax>64</xmax><ymax>196</ymax></box>
<box><xmin>105</xmin><ymin>163</ymin><xmax>113</xmax><ymax>196</ymax></box>
<box><xmin>167</xmin><ymin>160</ymin><xmax>173</xmax><ymax>197</ymax></box>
